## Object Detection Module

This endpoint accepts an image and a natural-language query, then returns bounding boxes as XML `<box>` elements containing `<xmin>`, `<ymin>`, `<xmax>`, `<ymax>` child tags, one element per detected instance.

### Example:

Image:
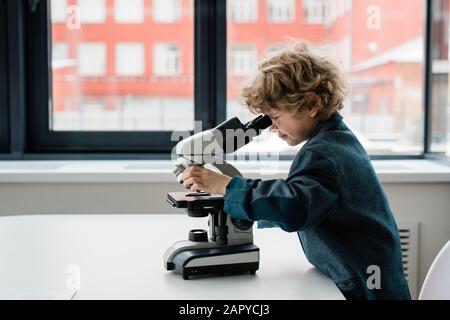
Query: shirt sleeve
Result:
<box><xmin>223</xmin><ymin>149</ymin><xmax>339</xmax><ymax>232</ymax></box>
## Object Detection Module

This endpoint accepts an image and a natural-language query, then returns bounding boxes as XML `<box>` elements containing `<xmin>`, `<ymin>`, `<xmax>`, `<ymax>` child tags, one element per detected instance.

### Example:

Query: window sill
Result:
<box><xmin>0</xmin><ymin>159</ymin><xmax>449</xmax><ymax>183</ymax></box>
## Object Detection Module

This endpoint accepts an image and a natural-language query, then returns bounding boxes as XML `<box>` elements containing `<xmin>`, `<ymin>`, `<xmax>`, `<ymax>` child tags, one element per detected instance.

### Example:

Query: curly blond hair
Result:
<box><xmin>240</xmin><ymin>42</ymin><xmax>347</xmax><ymax>121</ymax></box>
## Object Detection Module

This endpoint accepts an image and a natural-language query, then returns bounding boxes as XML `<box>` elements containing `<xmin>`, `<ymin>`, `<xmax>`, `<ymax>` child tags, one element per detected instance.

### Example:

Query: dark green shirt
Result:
<box><xmin>223</xmin><ymin>112</ymin><xmax>411</xmax><ymax>300</ymax></box>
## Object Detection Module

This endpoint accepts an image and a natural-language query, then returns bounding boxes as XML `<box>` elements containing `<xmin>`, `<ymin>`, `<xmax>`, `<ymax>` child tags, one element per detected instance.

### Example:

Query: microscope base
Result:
<box><xmin>166</xmin><ymin>243</ymin><xmax>260</xmax><ymax>280</ymax></box>
<box><xmin>181</xmin><ymin>262</ymin><xmax>259</xmax><ymax>280</ymax></box>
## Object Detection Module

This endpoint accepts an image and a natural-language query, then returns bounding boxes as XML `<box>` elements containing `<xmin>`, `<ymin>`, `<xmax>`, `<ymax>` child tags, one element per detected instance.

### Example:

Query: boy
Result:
<box><xmin>182</xmin><ymin>43</ymin><xmax>411</xmax><ymax>300</ymax></box>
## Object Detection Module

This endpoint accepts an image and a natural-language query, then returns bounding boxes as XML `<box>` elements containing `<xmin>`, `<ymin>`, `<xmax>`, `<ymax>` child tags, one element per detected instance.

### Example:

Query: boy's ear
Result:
<box><xmin>307</xmin><ymin>106</ymin><xmax>319</xmax><ymax>118</ymax></box>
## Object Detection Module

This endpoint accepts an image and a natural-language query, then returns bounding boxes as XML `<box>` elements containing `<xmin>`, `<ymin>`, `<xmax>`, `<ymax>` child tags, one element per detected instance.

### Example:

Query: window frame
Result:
<box><xmin>2</xmin><ymin>0</ymin><xmax>27</xmax><ymax>159</ymax></box>
<box><xmin>0</xmin><ymin>0</ymin><xmax>9</xmax><ymax>153</ymax></box>
<box><xmin>426</xmin><ymin>0</ymin><xmax>450</xmax><ymax>163</ymax></box>
<box><xmin>19</xmin><ymin>0</ymin><xmax>226</xmax><ymax>157</ymax></box>
<box><xmin>424</xmin><ymin>0</ymin><xmax>433</xmax><ymax>155</ymax></box>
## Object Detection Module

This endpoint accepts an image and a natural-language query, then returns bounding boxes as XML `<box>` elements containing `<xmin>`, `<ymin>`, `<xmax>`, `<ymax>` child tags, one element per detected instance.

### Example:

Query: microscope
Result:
<box><xmin>163</xmin><ymin>115</ymin><xmax>272</xmax><ymax>280</ymax></box>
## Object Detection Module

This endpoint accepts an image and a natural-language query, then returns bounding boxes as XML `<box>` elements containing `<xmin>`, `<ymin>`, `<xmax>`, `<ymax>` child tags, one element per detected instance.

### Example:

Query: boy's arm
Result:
<box><xmin>223</xmin><ymin>149</ymin><xmax>339</xmax><ymax>232</ymax></box>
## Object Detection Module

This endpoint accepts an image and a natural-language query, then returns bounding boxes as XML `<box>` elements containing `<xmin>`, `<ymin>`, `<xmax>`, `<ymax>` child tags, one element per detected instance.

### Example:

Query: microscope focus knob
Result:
<box><xmin>231</xmin><ymin>218</ymin><xmax>254</xmax><ymax>231</ymax></box>
<box><xmin>189</xmin><ymin>229</ymin><xmax>208</xmax><ymax>242</ymax></box>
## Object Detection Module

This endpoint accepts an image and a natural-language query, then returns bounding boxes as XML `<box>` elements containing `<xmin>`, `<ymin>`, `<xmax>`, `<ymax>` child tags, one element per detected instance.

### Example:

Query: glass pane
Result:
<box><xmin>50</xmin><ymin>0</ymin><xmax>194</xmax><ymax>131</ymax></box>
<box><xmin>227</xmin><ymin>0</ymin><xmax>425</xmax><ymax>156</ymax></box>
<box><xmin>430</xmin><ymin>0</ymin><xmax>450</xmax><ymax>158</ymax></box>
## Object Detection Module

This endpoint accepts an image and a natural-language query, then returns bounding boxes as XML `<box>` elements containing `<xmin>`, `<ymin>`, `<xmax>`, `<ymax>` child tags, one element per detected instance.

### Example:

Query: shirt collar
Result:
<box><xmin>309</xmin><ymin>112</ymin><xmax>343</xmax><ymax>140</ymax></box>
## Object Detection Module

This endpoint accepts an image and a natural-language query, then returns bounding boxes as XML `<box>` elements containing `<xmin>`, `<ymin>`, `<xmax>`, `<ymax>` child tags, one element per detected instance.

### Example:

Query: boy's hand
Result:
<box><xmin>182</xmin><ymin>166</ymin><xmax>232</xmax><ymax>195</ymax></box>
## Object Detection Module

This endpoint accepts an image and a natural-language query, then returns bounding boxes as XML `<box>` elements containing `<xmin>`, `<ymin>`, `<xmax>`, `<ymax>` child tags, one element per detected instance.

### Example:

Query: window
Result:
<box><xmin>114</xmin><ymin>0</ymin><xmax>145</xmax><ymax>24</ymax></box>
<box><xmin>115</xmin><ymin>43</ymin><xmax>145</xmax><ymax>76</ymax></box>
<box><xmin>228</xmin><ymin>0</ymin><xmax>426</xmax><ymax>156</ymax></box>
<box><xmin>267</xmin><ymin>0</ymin><xmax>295</xmax><ymax>23</ymax></box>
<box><xmin>230</xmin><ymin>45</ymin><xmax>257</xmax><ymax>76</ymax></box>
<box><xmin>2</xmin><ymin>0</ymin><xmax>436</xmax><ymax>158</ymax></box>
<box><xmin>48</xmin><ymin>0</ymin><xmax>192</xmax><ymax>135</ymax></box>
<box><xmin>77</xmin><ymin>43</ymin><xmax>106</xmax><ymax>76</ymax></box>
<box><xmin>303</xmin><ymin>0</ymin><xmax>325</xmax><ymax>24</ymax></box>
<box><xmin>230</xmin><ymin>0</ymin><xmax>257</xmax><ymax>23</ymax></box>
<box><xmin>153</xmin><ymin>0</ymin><xmax>181</xmax><ymax>23</ymax></box>
<box><xmin>51</xmin><ymin>0</ymin><xmax>67</xmax><ymax>23</ymax></box>
<box><xmin>78</xmin><ymin>0</ymin><xmax>106</xmax><ymax>24</ymax></box>
<box><xmin>153</xmin><ymin>44</ymin><xmax>181</xmax><ymax>76</ymax></box>
<box><xmin>430</xmin><ymin>0</ymin><xmax>450</xmax><ymax>158</ymax></box>
<box><xmin>21</xmin><ymin>0</ymin><xmax>199</xmax><ymax>153</ymax></box>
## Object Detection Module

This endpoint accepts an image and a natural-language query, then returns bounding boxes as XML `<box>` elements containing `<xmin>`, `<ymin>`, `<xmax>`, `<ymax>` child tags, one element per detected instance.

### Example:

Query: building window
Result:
<box><xmin>153</xmin><ymin>0</ymin><xmax>181</xmax><ymax>23</ymax></box>
<box><xmin>114</xmin><ymin>0</ymin><xmax>145</xmax><ymax>24</ymax></box>
<box><xmin>325</xmin><ymin>0</ymin><xmax>353</xmax><ymax>25</ymax></box>
<box><xmin>230</xmin><ymin>0</ymin><xmax>257</xmax><ymax>23</ymax></box>
<box><xmin>153</xmin><ymin>44</ymin><xmax>181</xmax><ymax>76</ymax></box>
<box><xmin>52</xmin><ymin>43</ymin><xmax>72</xmax><ymax>70</ymax></box>
<box><xmin>52</xmin><ymin>43</ymin><xmax>69</xmax><ymax>61</ymax></box>
<box><xmin>51</xmin><ymin>0</ymin><xmax>67</xmax><ymax>23</ymax></box>
<box><xmin>303</xmin><ymin>0</ymin><xmax>325</xmax><ymax>24</ymax></box>
<box><xmin>77</xmin><ymin>43</ymin><xmax>106</xmax><ymax>76</ymax></box>
<box><xmin>115</xmin><ymin>43</ymin><xmax>145</xmax><ymax>76</ymax></box>
<box><xmin>78</xmin><ymin>0</ymin><xmax>106</xmax><ymax>24</ymax></box>
<box><xmin>267</xmin><ymin>0</ymin><xmax>295</xmax><ymax>23</ymax></box>
<box><xmin>230</xmin><ymin>45</ymin><xmax>257</xmax><ymax>76</ymax></box>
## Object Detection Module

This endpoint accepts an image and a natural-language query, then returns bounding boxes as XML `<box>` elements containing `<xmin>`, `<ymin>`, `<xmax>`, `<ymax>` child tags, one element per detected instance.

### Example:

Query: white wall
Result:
<box><xmin>383</xmin><ymin>183</ymin><xmax>450</xmax><ymax>291</ymax></box>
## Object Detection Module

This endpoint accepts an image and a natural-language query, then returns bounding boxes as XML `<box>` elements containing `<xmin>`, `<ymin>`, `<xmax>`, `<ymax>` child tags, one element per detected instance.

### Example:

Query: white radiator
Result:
<box><xmin>397</xmin><ymin>220</ymin><xmax>419</xmax><ymax>299</ymax></box>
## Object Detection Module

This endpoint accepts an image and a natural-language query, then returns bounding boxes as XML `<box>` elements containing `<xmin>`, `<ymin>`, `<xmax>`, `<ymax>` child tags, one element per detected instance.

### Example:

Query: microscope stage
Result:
<box><xmin>167</xmin><ymin>192</ymin><xmax>224</xmax><ymax>210</ymax></box>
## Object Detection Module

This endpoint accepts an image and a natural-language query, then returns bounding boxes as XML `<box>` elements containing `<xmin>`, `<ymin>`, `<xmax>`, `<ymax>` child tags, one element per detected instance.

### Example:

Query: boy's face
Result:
<box><xmin>266</xmin><ymin>108</ymin><xmax>319</xmax><ymax>146</ymax></box>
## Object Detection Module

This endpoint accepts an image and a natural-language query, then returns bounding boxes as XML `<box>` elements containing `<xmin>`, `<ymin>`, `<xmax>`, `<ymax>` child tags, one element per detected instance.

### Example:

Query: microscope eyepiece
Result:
<box><xmin>210</xmin><ymin>114</ymin><xmax>273</xmax><ymax>154</ymax></box>
<box><xmin>244</xmin><ymin>114</ymin><xmax>272</xmax><ymax>131</ymax></box>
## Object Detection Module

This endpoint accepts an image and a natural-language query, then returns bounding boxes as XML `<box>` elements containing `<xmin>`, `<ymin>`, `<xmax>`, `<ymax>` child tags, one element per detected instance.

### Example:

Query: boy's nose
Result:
<box><xmin>269</xmin><ymin>124</ymin><xmax>278</xmax><ymax>132</ymax></box>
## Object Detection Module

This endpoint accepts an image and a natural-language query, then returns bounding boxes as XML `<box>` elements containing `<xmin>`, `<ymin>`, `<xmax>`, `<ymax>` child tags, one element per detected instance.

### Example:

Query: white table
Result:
<box><xmin>0</xmin><ymin>214</ymin><xmax>343</xmax><ymax>300</ymax></box>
